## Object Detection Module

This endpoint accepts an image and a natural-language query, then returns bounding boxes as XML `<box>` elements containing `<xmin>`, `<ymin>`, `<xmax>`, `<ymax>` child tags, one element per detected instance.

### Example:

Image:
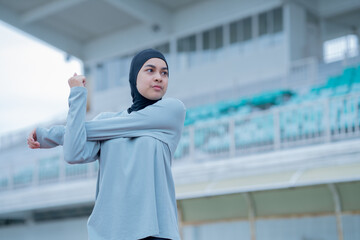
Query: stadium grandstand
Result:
<box><xmin>1</xmin><ymin>0</ymin><xmax>360</xmax><ymax>239</ymax></box>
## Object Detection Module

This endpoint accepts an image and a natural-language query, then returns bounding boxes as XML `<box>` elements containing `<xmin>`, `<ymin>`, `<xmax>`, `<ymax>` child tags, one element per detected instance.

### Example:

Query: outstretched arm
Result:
<box><xmin>28</xmin><ymin>126</ymin><xmax>65</xmax><ymax>149</ymax></box>
<box><xmin>29</xmin><ymin>123</ymin><xmax>100</xmax><ymax>164</ymax></box>
<box><xmin>27</xmin><ymin>73</ymin><xmax>101</xmax><ymax>164</ymax></box>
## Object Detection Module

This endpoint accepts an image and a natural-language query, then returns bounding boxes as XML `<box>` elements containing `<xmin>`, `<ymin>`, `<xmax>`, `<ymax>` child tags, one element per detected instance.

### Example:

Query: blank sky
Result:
<box><xmin>0</xmin><ymin>20</ymin><xmax>82</xmax><ymax>136</ymax></box>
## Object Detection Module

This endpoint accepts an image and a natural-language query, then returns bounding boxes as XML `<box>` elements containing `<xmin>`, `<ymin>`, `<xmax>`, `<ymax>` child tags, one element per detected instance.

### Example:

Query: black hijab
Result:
<box><xmin>127</xmin><ymin>48</ymin><xmax>169</xmax><ymax>114</ymax></box>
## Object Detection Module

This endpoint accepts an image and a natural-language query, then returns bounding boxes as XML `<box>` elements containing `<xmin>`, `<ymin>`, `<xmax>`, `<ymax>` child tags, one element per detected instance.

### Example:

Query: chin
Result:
<box><xmin>150</xmin><ymin>96</ymin><xmax>163</xmax><ymax>100</ymax></box>
<box><xmin>143</xmin><ymin>94</ymin><xmax>161</xmax><ymax>100</ymax></box>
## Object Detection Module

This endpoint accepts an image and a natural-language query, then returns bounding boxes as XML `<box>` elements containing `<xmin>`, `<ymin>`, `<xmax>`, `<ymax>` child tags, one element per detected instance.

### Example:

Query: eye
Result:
<box><xmin>162</xmin><ymin>71</ymin><xmax>168</xmax><ymax>76</ymax></box>
<box><xmin>146</xmin><ymin>68</ymin><xmax>153</xmax><ymax>72</ymax></box>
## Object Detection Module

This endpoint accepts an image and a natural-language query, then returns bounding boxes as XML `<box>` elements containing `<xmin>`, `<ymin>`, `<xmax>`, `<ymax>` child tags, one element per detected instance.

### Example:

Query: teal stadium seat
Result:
<box><xmin>235</xmin><ymin>119</ymin><xmax>259</xmax><ymax>147</ymax></box>
<box><xmin>250</xmin><ymin>90</ymin><xmax>294</xmax><ymax>109</ymax></box>
<box><xmin>175</xmin><ymin>64</ymin><xmax>360</xmax><ymax>160</ymax></box>
<box><xmin>351</xmin><ymin>65</ymin><xmax>360</xmax><ymax>92</ymax></box>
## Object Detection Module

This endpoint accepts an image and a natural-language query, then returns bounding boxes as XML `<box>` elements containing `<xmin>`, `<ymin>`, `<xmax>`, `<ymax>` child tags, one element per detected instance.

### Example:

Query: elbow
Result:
<box><xmin>64</xmin><ymin>155</ymin><xmax>84</xmax><ymax>164</ymax></box>
<box><xmin>63</xmin><ymin>149</ymin><xmax>85</xmax><ymax>164</ymax></box>
<box><xmin>64</xmin><ymin>158</ymin><xmax>84</xmax><ymax>164</ymax></box>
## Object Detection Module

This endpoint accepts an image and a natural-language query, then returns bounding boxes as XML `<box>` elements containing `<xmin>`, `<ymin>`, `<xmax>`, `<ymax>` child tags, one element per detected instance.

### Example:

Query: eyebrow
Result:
<box><xmin>144</xmin><ymin>64</ymin><xmax>168</xmax><ymax>70</ymax></box>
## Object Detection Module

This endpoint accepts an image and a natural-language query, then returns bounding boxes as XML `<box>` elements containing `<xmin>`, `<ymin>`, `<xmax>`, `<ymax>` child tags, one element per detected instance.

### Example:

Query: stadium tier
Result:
<box><xmin>1</xmin><ymin>65</ymin><xmax>360</xmax><ymax>189</ymax></box>
<box><xmin>175</xmin><ymin>64</ymin><xmax>360</xmax><ymax>160</ymax></box>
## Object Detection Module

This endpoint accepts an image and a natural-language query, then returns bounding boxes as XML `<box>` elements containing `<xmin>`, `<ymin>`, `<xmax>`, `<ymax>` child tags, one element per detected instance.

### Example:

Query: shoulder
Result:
<box><xmin>156</xmin><ymin>98</ymin><xmax>186</xmax><ymax>112</ymax></box>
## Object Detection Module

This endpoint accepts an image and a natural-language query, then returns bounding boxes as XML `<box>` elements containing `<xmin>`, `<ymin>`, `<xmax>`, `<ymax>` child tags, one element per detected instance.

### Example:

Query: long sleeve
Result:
<box><xmin>36</xmin><ymin>125</ymin><xmax>65</xmax><ymax>148</ymax></box>
<box><xmin>84</xmin><ymin>97</ymin><xmax>186</xmax><ymax>157</ymax></box>
<box><xmin>63</xmin><ymin>87</ymin><xmax>185</xmax><ymax>159</ymax></box>
<box><xmin>63</xmin><ymin>87</ymin><xmax>100</xmax><ymax>164</ymax></box>
<box><xmin>36</xmin><ymin>124</ymin><xmax>100</xmax><ymax>164</ymax></box>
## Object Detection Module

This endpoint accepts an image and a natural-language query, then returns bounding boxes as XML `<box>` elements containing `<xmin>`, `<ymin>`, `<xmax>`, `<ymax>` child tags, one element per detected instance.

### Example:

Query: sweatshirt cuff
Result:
<box><xmin>36</xmin><ymin>127</ymin><xmax>48</xmax><ymax>148</ymax></box>
<box><xmin>70</xmin><ymin>86</ymin><xmax>87</xmax><ymax>94</ymax></box>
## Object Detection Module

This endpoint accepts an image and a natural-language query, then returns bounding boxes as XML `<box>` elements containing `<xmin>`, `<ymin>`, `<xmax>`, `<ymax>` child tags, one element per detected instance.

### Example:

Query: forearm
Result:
<box><xmin>84</xmin><ymin>98</ymin><xmax>186</xmax><ymax>141</ymax></box>
<box><xmin>63</xmin><ymin>87</ymin><xmax>94</xmax><ymax>163</ymax></box>
<box><xmin>36</xmin><ymin>125</ymin><xmax>65</xmax><ymax>148</ymax></box>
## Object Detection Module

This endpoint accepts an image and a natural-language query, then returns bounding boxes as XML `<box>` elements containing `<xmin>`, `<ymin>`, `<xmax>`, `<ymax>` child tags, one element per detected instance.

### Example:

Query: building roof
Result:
<box><xmin>0</xmin><ymin>0</ymin><xmax>359</xmax><ymax>63</ymax></box>
<box><xmin>0</xmin><ymin>0</ymin><xmax>205</xmax><ymax>62</ymax></box>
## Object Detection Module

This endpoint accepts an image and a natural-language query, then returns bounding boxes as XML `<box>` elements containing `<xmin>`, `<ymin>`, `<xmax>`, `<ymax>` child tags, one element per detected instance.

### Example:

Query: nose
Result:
<box><xmin>155</xmin><ymin>72</ymin><xmax>162</xmax><ymax>82</ymax></box>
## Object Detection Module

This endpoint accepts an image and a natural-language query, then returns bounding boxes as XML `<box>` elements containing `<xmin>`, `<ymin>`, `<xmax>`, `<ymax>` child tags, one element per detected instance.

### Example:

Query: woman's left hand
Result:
<box><xmin>68</xmin><ymin>73</ymin><xmax>86</xmax><ymax>88</ymax></box>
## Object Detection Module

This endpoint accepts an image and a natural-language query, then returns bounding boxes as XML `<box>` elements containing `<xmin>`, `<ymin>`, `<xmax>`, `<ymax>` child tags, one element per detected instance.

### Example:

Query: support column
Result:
<box><xmin>284</xmin><ymin>1</ymin><xmax>307</xmax><ymax>61</ymax></box>
<box><xmin>244</xmin><ymin>192</ymin><xmax>256</xmax><ymax>240</ymax></box>
<box><xmin>177</xmin><ymin>202</ymin><xmax>185</xmax><ymax>240</ymax></box>
<box><xmin>328</xmin><ymin>183</ymin><xmax>344</xmax><ymax>240</ymax></box>
<box><xmin>170</xmin><ymin>37</ymin><xmax>178</xmax><ymax>71</ymax></box>
<box><xmin>319</xmin><ymin>18</ymin><xmax>327</xmax><ymax>62</ymax></box>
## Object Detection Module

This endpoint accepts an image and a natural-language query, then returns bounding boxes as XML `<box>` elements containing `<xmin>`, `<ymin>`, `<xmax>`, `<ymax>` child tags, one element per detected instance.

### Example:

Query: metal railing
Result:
<box><xmin>0</xmin><ymin>153</ymin><xmax>98</xmax><ymax>191</ymax></box>
<box><xmin>174</xmin><ymin>93</ymin><xmax>360</xmax><ymax>162</ymax></box>
<box><xmin>1</xmin><ymin>93</ymin><xmax>360</xmax><ymax>192</ymax></box>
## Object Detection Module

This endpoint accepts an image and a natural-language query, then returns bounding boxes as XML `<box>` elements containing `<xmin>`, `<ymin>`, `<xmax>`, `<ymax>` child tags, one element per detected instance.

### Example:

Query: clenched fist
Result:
<box><xmin>27</xmin><ymin>128</ymin><xmax>40</xmax><ymax>149</ymax></box>
<box><xmin>68</xmin><ymin>73</ymin><xmax>86</xmax><ymax>88</ymax></box>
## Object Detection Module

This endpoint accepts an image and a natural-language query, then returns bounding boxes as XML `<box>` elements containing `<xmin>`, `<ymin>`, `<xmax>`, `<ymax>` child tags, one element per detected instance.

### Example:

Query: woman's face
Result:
<box><xmin>136</xmin><ymin>58</ymin><xmax>168</xmax><ymax>100</ymax></box>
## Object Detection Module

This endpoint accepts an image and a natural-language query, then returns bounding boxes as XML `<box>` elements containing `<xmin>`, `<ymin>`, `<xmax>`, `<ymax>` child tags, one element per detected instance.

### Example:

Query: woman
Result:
<box><xmin>28</xmin><ymin>49</ymin><xmax>186</xmax><ymax>240</ymax></box>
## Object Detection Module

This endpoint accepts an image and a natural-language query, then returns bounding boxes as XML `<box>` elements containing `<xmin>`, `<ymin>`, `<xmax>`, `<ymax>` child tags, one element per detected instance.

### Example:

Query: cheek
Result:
<box><xmin>136</xmin><ymin>75</ymin><xmax>149</xmax><ymax>91</ymax></box>
<box><xmin>163</xmin><ymin>80</ymin><xmax>168</xmax><ymax>91</ymax></box>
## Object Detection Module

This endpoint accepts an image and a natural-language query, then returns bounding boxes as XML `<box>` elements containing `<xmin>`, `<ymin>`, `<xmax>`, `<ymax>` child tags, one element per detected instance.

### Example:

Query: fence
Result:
<box><xmin>1</xmin><ymin>92</ymin><xmax>360</xmax><ymax>192</ymax></box>
<box><xmin>174</xmin><ymin>93</ymin><xmax>360</xmax><ymax>161</ymax></box>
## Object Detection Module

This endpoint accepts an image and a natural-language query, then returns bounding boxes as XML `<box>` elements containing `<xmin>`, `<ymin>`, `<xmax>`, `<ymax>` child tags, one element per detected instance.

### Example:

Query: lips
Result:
<box><xmin>152</xmin><ymin>85</ymin><xmax>162</xmax><ymax>90</ymax></box>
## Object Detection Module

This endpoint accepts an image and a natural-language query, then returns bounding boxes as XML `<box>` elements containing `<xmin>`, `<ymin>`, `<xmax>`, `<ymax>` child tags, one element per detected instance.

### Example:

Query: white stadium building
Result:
<box><xmin>0</xmin><ymin>0</ymin><xmax>360</xmax><ymax>239</ymax></box>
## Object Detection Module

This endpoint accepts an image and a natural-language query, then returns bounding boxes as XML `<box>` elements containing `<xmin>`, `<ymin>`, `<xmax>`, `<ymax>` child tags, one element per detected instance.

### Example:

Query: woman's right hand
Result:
<box><xmin>27</xmin><ymin>128</ymin><xmax>40</xmax><ymax>149</ymax></box>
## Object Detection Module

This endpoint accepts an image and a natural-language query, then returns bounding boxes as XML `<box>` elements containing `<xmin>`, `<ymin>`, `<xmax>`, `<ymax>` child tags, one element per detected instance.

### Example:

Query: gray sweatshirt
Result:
<box><xmin>36</xmin><ymin>87</ymin><xmax>186</xmax><ymax>240</ymax></box>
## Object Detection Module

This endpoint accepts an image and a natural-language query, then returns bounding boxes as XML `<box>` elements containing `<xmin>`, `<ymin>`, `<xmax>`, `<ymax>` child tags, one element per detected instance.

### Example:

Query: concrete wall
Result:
<box><xmin>89</xmin><ymin>35</ymin><xmax>287</xmax><ymax>113</ymax></box>
<box><xmin>0</xmin><ymin>217</ymin><xmax>89</xmax><ymax>240</ymax></box>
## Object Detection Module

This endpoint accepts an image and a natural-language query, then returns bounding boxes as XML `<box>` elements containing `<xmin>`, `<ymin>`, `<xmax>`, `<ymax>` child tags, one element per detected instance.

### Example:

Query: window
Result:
<box><xmin>259</xmin><ymin>7</ymin><xmax>283</xmax><ymax>36</ymax></box>
<box><xmin>203</xmin><ymin>26</ymin><xmax>223</xmax><ymax>50</ymax></box>
<box><xmin>259</xmin><ymin>12</ymin><xmax>268</xmax><ymax>36</ymax></box>
<box><xmin>154</xmin><ymin>42</ymin><xmax>170</xmax><ymax>54</ymax></box>
<box><xmin>273</xmin><ymin>7</ymin><xmax>283</xmax><ymax>33</ymax></box>
<box><xmin>95</xmin><ymin>57</ymin><xmax>130</xmax><ymax>91</ymax></box>
<box><xmin>323</xmin><ymin>35</ymin><xmax>359</xmax><ymax>63</ymax></box>
<box><xmin>230</xmin><ymin>17</ymin><xmax>252</xmax><ymax>44</ymax></box>
<box><xmin>243</xmin><ymin>17</ymin><xmax>252</xmax><ymax>41</ymax></box>
<box><xmin>230</xmin><ymin>21</ymin><xmax>238</xmax><ymax>44</ymax></box>
<box><xmin>177</xmin><ymin>35</ymin><xmax>196</xmax><ymax>52</ymax></box>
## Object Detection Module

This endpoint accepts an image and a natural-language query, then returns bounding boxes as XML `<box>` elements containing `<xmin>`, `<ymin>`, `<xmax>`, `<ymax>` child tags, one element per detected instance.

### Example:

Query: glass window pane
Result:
<box><xmin>203</xmin><ymin>30</ymin><xmax>210</xmax><ymax>50</ymax></box>
<box><xmin>154</xmin><ymin>42</ymin><xmax>170</xmax><ymax>54</ymax></box>
<box><xmin>188</xmin><ymin>35</ymin><xmax>196</xmax><ymax>52</ymax></box>
<box><xmin>259</xmin><ymin>12</ymin><xmax>268</xmax><ymax>36</ymax></box>
<box><xmin>243</xmin><ymin>17</ymin><xmax>252</xmax><ymax>41</ymax></box>
<box><xmin>230</xmin><ymin>21</ymin><xmax>238</xmax><ymax>44</ymax></box>
<box><xmin>273</xmin><ymin>7</ymin><xmax>283</xmax><ymax>33</ymax></box>
<box><xmin>177</xmin><ymin>37</ymin><xmax>185</xmax><ymax>52</ymax></box>
<box><xmin>178</xmin><ymin>35</ymin><xmax>196</xmax><ymax>52</ymax></box>
<box><xmin>215</xmin><ymin>26</ymin><xmax>223</xmax><ymax>49</ymax></box>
